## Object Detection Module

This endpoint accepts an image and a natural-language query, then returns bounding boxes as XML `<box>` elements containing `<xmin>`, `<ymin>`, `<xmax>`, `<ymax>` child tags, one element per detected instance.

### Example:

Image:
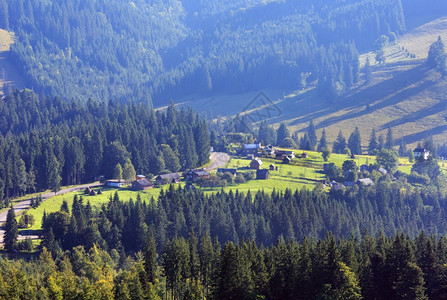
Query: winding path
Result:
<box><xmin>205</xmin><ymin>152</ymin><xmax>231</xmax><ymax>171</ymax></box>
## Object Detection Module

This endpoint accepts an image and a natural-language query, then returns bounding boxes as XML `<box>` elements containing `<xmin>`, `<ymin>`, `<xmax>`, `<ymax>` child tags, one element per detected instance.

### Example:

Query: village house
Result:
<box><xmin>275</xmin><ymin>150</ymin><xmax>295</xmax><ymax>159</ymax></box>
<box><xmin>136</xmin><ymin>175</ymin><xmax>146</xmax><ymax>180</ymax></box>
<box><xmin>256</xmin><ymin>169</ymin><xmax>270</xmax><ymax>180</ymax></box>
<box><xmin>301</xmin><ymin>152</ymin><xmax>309</xmax><ymax>159</ymax></box>
<box><xmin>282</xmin><ymin>156</ymin><xmax>291</xmax><ymax>164</ymax></box>
<box><xmin>132</xmin><ymin>178</ymin><xmax>154</xmax><ymax>190</ymax></box>
<box><xmin>377</xmin><ymin>168</ymin><xmax>387</xmax><ymax>176</ymax></box>
<box><xmin>185</xmin><ymin>169</ymin><xmax>210</xmax><ymax>182</ymax></box>
<box><xmin>243</xmin><ymin>142</ymin><xmax>262</xmax><ymax>155</ymax></box>
<box><xmin>106</xmin><ymin>180</ymin><xmax>123</xmax><ymax>188</ymax></box>
<box><xmin>269</xmin><ymin>164</ymin><xmax>276</xmax><ymax>171</ymax></box>
<box><xmin>156</xmin><ymin>173</ymin><xmax>181</xmax><ymax>185</ymax></box>
<box><xmin>413</xmin><ymin>148</ymin><xmax>430</xmax><ymax>160</ymax></box>
<box><xmin>250</xmin><ymin>158</ymin><xmax>263</xmax><ymax>170</ymax></box>
<box><xmin>357</xmin><ymin>178</ymin><xmax>374</xmax><ymax>186</ymax></box>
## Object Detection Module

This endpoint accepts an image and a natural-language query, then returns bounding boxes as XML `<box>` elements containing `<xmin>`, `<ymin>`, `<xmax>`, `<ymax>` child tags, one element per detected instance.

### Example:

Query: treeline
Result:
<box><xmin>0</xmin><ymin>0</ymin><xmax>406</xmax><ymax>104</ymax></box>
<box><xmin>41</xmin><ymin>177</ymin><xmax>447</xmax><ymax>258</ymax></box>
<box><xmin>3</xmin><ymin>230</ymin><xmax>447</xmax><ymax>299</ymax></box>
<box><xmin>0</xmin><ymin>89</ymin><xmax>210</xmax><ymax>205</ymax></box>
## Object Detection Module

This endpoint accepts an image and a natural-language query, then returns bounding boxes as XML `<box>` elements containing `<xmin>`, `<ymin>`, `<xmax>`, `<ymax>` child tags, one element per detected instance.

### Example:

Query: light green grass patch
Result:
<box><xmin>27</xmin><ymin>184</ymin><xmax>183</xmax><ymax>230</ymax></box>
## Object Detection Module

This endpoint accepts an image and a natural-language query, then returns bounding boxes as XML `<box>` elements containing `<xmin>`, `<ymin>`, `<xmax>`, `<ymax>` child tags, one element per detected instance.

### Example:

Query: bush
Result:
<box><xmin>17</xmin><ymin>238</ymin><xmax>34</xmax><ymax>251</ymax></box>
<box><xmin>235</xmin><ymin>173</ymin><xmax>246</xmax><ymax>184</ymax></box>
<box><xmin>243</xmin><ymin>171</ymin><xmax>256</xmax><ymax>181</ymax></box>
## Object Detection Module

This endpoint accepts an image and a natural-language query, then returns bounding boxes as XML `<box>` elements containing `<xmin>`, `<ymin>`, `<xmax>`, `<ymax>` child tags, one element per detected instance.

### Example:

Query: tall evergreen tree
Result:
<box><xmin>385</xmin><ymin>126</ymin><xmax>393</xmax><ymax>150</ymax></box>
<box><xmin>368</xmin><ymin>129</ymin><xmax>378</xmax><ymax>155</ymax></box>
<box><xmin>307</xmin><ymin>120</ymin><xmax>318</xmax><ymax>150</ymax></box>
<box><xmin>333</xmin><ymin>131</ymin><xmax>347</xmax><ymax>154</ymax></box>
<box><xmin>318</xmin><ymin>129</ymin><xmax>328</xmax><ymax>152</ymax></box>
<box><xmin>348</xmin><ymin>127</ymin><xmax>362</xmax><ymax>155</ymax></box>
<box><xmin>3</xmin><ymin>207</ymin><xmax>18</xmax><ymax>251</ymax></box>
<box><xmin>276</xmin><ymin>123</ymin><xmax>290</xmax><ymax>146</ymax></box>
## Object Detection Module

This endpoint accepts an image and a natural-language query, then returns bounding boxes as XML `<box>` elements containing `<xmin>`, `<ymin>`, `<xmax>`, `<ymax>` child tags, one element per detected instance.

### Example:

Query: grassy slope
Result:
<box><xmin>25</xmin><ymin>150</ymin><xmax>418</xmax><ymax>231</ymax></box>
<box><xmin>0</xmin><ymin>29</ymin><xmax>24</xmax><ymax>95</ymax></box>
<box><xmin>179</xmin><ymin>17</ymin><xmax>447</xmax><ymax>151</ymax></box>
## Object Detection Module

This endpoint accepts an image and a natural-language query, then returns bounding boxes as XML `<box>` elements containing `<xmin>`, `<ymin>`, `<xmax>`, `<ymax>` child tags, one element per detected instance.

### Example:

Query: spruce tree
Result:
<box><xmin>317</xmin><ymin>129</ymin><xmax>328</xmax><ymax>152</ymax></box>
<box><xmin>144</xmin><ymin>229</ymin><xmax>158</xmax><ymax>284</ymax></box>
<box><xmin>307</xmin><ymin>120</ymin><xmax>317</xmax><ymax>150</ymax></box>
<box><xmin>276</xmin><ymin>123</ymin><xmax>290</xmax><ymax>146</ymax></box>
<box><xmin>113</xmin><ymin>163</ymin><xmax>123</xmax><ymax>180</ymax></box>
<box><xmin>385</xmin><ymin>126</ymin><xmax>393</xmax><ymax>150</ymax></box>
<box><xmin>3</xmin><ymin>207</ymin><xmax>18</xmax><ymax>252</ymax></box>
<box><xmin>368</xmin><ymin>129</ymin><xmax>378</xmax><ymax>154</ymax></box>
<box><xmin>333</xmin><ymin>131</ymin><xmax>346</xmax><ymax>154</ymax></box>
<box><xmin>348</xmin><ymin>127</ymin><xmax>362</xmax><ymax>155</ymax></box>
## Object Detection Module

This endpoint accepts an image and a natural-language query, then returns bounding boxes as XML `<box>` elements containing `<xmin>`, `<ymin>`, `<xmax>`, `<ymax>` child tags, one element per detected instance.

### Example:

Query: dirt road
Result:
<box><xmin>205</xmin><ymin>152</ymin><xmax>230</xmax><ymax>171</ymax></box>
<box><xmin>0</xmin><ymin>183</ymin><xmax>99</xmax><ymax>245</ymax></box>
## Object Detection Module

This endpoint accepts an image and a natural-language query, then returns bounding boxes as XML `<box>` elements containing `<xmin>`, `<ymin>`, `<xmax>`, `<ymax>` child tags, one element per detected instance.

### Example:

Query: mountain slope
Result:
<box><xmin>183</xmin><ymin>17</ymin><xmax>447</xmax><ymax>150</ymax></box>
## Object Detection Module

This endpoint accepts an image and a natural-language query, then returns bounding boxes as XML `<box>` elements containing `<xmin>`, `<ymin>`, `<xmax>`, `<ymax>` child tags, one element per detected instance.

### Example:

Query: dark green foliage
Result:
<box><xmin>3</xmin><ymin>207</ymin><xmax>18</xmax><ymax>251</ymax></box>
<box><xmin>333</xmin><ymin>131</ymin><xmax>347</xmax><ymax>154</ymax></box>
<box><xmin>376</xmin><ymin>149</ymin><xmax>399</xmax><ymax>174</ymax></box>
<box><xmin>348</xmin><ymin>127</ymin><xmax>362</xmax><ymax>155</ymax></box>
<box><xmin>2</xmin><ymin>0</ymin><xmax>405</xmax><ymax>104</ymax></box>
<box><xmin>0</xmin><ymin>89</ymin><xmax>209</xmax><ymax>204</ymax></box>
<box><xmin>318</xmin><ymin>129</ymin><xmax>328</xmax><ymax>152</ymax></box>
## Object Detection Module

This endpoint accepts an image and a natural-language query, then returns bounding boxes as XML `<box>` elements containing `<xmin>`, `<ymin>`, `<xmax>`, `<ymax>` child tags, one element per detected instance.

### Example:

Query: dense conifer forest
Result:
<box><xmin>0</xmin><ymin>89</ymin><xmax>210</xmax><ymax>206</ymax></box>
<box><xmin>0</xmin><ymin>0</ymin><xmax>412</xmax><ymax>104</ymax></box>
<box><xmin>3</xmin><ymin>1</ymin><xmax>447</xmax><ymax>299</ymax></box>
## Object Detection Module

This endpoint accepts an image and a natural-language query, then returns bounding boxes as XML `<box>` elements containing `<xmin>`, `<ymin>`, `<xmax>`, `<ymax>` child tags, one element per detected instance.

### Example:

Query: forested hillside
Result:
<box><xmin>0</xmin><ymin>0</ymin><xmax>407</xmax><ymax>105</ymax></box>
<box><xmin>0</xmin><ymin>89</ymin><xmax>209</xmax><ymax>206</ymax></box>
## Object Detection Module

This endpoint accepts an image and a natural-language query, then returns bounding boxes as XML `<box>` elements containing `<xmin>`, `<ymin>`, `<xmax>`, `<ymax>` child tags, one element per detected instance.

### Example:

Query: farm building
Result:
<box><xmin>106</xmin><ymin>180</ymin><xmax>123</xmax><ymax>188</ymax></box>
<box><xmin>186</xmin><ymin>169</ymin><xmax>210</xmax><ymax>182</ymax></box>
<box><xmin>132</xmin><ymin>179</ymin><xmax>154</xmax><ymax>190</ymax></box>
<box><xmin>156</xmin><ymin>173</ymin><xmax>181</xmax><ymax>185</ymax></box>
<box><xmin>250</xmin><ymin>158</ymin><xmax>263</xmax><ymax>170</ymax></box>
<box><xmin>413</xmin><ymin>148</ymin><xmax>430</xmax><ymax>160</ymax></box>
<box><xmin>256</xmin><ymin>169</ymin><xmax>270</xmax><ymax>180</ymax></box>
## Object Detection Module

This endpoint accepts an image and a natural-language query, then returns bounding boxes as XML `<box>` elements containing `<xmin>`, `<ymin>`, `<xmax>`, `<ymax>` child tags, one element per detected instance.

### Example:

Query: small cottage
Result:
<box><xmin>250</xmin><ymin>158</ymin><xmax>263</xmax><ymax>170</ymax></box>
<box><xmin>282</xmin><ymin>156</ymin><xmax>291</xmax><ymax>164</ymax></box>
<box><xmin>269</xmin><ymin>164</ymin><xmax>276</xmax><ymax>171</ymax></box>
<box><xmin>256</xmin><ymin>169</ymin><xmax>270</xmax><ymax>180</ymax></box>
<box><xmin>156</xmin><ymin>173</ymin><xmax>181</xmax><ymax>185</ymax></box>
<box><xmin>106</xmin><ymin>180</ymin><xmax>123</xmax><ymax>188</ymax></box>
<box><xmin>136</xmin><ymin>175</ymin><xmax>146</xmax><ymax>180</ymax></box>
<box><xmin>413</xmin><ymin>148</ymin><xmax>430</xmax><ymax>160</ymax></box>
<box><xmin>132</xmin><ymin>179</ymin><xmax>154</xmax><ymax>190</ymax></box>
<box><xmin>357</xmin><ymin>178</ymin><xmax>374</xmax><ymax>186</ymax></box>
<box><xmin>185</xmin><ymin>169</ymin><xmax>210</xmax><ymax>182</ymax></box>
<box><xmin>301</xmin><ymin>152</ymin><xmax>308</xmax><ymax>159</ymax></box>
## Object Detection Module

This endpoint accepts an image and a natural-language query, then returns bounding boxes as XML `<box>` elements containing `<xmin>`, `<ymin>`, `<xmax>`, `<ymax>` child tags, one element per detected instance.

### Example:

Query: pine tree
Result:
<box><xmin>385</xmin><ymin>126</ymin><xmax>393</xmax><ymax>149</ymax></box>
<box><xmin>368</xmin><ymin>129</ymin><xmax>378</xmax><ymax>155</ymax></box>
<box><xmin>144</xmin><ymin>229</ymin><xmax>158</xmax><ymax>284</ymax></box>
<box><xmin>428</xmin><ymin>36</ymin><xmax>445</xmax><ymax>69</ymax></box>
<box><xmin>276</xmin><ymin>123</ymin><xmax>290</xmax><ymax>146</ymax></box>
<box><xmin>3</xmin><ymin>207</ymin><xmax>18</xmax><ymax>251</ymax></box>
<box><xmin>113</xmin><ymin>163</ymin><xmax>123</xmax><ymax>180</ymax></box>
<box><xmin>318</xmin><ymin>129</ymin><xmax>328</xmax><ymax>152</ymax></box>
<box><xmin>333</xmin><ymin>131</ymin><xmax>347</xmax><ymax>154</ymax></box>
<box><xmin>307</xmin><ymin>120</ymin><xmax>317</xmax><ymax>150</ymax></box>
<box><xmin>348</xmin><ymin>127</ymin><xmax>362</xmax><ymax>155</ymax></box>
<box><xmin>123</xmin><ymin>159</ymin><xmax>136</xmax><ymax>182</ymax></box>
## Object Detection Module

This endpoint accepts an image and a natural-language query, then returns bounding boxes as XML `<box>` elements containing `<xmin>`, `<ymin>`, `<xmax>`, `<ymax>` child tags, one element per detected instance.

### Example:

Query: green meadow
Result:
<box><xmin>22</xmin><ymin>149</ymin><xmax>437</xmax><ymax>230</ymax></box>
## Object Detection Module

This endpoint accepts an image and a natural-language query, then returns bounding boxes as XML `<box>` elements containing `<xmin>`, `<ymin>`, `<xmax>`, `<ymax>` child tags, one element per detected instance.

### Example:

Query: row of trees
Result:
<box><xmin>4</xmin><ymin>225</ymin><xmax>447</xmax><ymax>298</ymax></box>
<box><xmin>0</xmin><ymin>89</ymin><xmax>210</xmax><ymax>206</ymax></box>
